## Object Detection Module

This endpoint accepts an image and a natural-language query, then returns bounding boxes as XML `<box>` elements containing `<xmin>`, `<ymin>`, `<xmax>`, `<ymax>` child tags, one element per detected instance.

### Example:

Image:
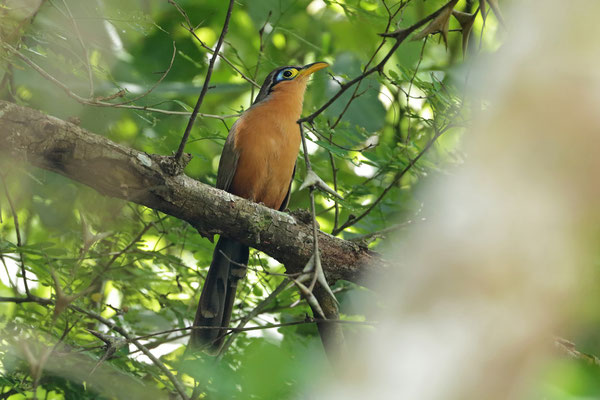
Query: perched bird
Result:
<box><xmin>190</xmin><ymin>62</ymin><xmax>329</xmax><ymax>352</ymax></box>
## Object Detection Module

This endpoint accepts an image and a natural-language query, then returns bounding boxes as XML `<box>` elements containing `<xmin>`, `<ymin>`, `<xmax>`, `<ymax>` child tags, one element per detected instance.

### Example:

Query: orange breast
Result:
<box><xmin>228</xmin><ymin>78</ymin><xmax>307</xmax><ymax>209</ymax></box>
<box><xmin>228</xmin><ymin>85</ymin><xmax>304</xmax><ymax>209</ymax></box>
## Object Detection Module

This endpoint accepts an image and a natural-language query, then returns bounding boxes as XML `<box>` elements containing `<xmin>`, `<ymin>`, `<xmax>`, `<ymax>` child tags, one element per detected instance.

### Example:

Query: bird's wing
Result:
<box><xmin>279</xmin><ymin>162</ymin><xmax>296</xmax><ymax>211</ymax></box>
<box><xmin>216</xmin><ymin>121</ymin><xmax>241</xmax><ymax>192</ymax></box>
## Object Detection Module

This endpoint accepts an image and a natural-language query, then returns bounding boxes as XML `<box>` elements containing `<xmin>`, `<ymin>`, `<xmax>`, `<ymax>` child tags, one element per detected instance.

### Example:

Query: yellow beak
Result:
<box><xmin>297</xmin><ymin>62</ymin><xmax>329</xmax><ymax>78</ymax></box>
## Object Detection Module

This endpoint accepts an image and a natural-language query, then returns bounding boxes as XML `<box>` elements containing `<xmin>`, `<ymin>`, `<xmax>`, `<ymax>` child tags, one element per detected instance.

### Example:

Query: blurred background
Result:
<box><xmin>1</xmin><ymin>0</ymin><xmax>599</xmax><ymax>399</ymax></box>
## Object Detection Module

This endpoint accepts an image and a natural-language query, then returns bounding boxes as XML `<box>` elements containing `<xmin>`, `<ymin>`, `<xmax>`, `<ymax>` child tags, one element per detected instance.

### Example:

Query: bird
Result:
<box><xmin>190</xmin><ymin>61</ymin><xmax>329</xmax><ymax>353</ymax></box>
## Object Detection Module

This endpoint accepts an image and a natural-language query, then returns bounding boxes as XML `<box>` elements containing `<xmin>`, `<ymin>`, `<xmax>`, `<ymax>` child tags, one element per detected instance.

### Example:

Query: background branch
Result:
<box><xmin>173</xmin><ymin>0</ymin><xmax>236</xmax><ymax>161</ymax></box>
<box><xmin>299</xmin><ymin>0</ymin><xmax>458</xmax><ymax>125</ymax></box>
<box><xmin>0</xmin><ymin>295</ymin><xmax>190</xmax><ymax>400</ymax></box>
<box><xmin>2</xmin><ymin>43</ymin><xmax>234</xmax><ymax>119</ymax></box>
<box><xmin>0</xmin><ymin>174</ymin><xmax>31</xmax><ymax>297</ymax></box>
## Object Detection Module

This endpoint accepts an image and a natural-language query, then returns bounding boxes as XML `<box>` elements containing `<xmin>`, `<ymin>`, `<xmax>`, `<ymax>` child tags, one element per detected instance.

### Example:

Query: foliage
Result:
<box><xmin>0</xmin><ymin>0</ymin><xmax>597</xmax><ymax>399</ymax></box>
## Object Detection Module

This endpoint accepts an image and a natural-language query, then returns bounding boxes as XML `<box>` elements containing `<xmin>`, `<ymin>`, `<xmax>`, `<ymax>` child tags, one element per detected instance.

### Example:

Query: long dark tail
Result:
<box><xmin>190</xmin><ymin>237</ymin><xmax>249</xmax><ymax>353</ymax></box>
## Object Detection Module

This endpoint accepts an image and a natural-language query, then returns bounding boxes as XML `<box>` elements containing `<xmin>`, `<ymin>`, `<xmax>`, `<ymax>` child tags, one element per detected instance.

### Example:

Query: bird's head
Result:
<box><xmin>253</xmin><ymin>62</ymin><xmax>329</xmax><ymax>105</ymax></box>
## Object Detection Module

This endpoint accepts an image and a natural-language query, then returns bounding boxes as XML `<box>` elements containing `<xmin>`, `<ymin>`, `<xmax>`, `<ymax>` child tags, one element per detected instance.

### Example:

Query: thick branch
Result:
<box><xmin>0</xmin><ymin>100</ymin><xmax>383</xmax><ymax>284</ymax></box>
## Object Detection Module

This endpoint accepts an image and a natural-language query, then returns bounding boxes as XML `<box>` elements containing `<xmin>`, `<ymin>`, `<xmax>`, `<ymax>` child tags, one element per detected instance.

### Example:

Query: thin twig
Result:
<box><xmin>332</xmin><ymin>124</ymin><xmax>449</xmax><ymax>235</ymax></box>
<box><xmin>405</xmin><ymin>37</ymin><xmax>428</xmax><ymax>145</ymax></box>
<box><xmin>298</xmin><ymin>124</ymin><xmax>326</xmax><ymax>292</ymax></box>
<box><xmin>60</xmin><ymin>0</ymin><xmax>94</xmax><ymax>97</ymax></box>
<box><xmin>3</xmin><ymin>43</ymin><xmax>234</xmax><ymax>119</ymax></box>
<box><xmin>305</xmin><ymin>123</ymin><xmax>373</xmax><ymax>152</ymax></box>
<box><xmin>173</xmin><ymin>0</ymin><xmax>236</xmax><ymax>161</ymax></box>
<box><xmin>0</xmin><ymin>295</ymin><xmax>190</xmax><ymax>400</ymax></box>
<box><xmin>69</xmin><ymin>305</ymin><xmax>190</xmax><ymax>400</ymax></box>
<box><xmin>328</xmin><ymin>144</ymin><xmax>340</xmax><ymax>232</ymax></box>
<box><xmin>217</xmin><ymin>279</ymin><xmax>289</xmax><ymax>358</ymax></box>
<box><xmin>184</xmin><ymin>27</ymin><xmax>260</xmax><ymax>89</ymax></box>
<box><xmin>88</xmin><ymin>222</ymin><xmax>155</xmax><ymax>290</ymax></box>
<box><xmin>128</xmin><ymin>317</ymin><xmax>374</xmax><ymax>342</ymax></box>
<box><xmin>329</xmin><ymin>0</ymin><xmax>403</xmax><ymax>130</ymax></box>
<box><xmin>348</xmin><ymin>220</ymin><xmax>416</xmax><ymax>244</ymax></box>
<box><xmin>250</xmin><ymin>11</ymin><xmax>272</xmax><ymax>103</ymax></box>
<box><xmin>298</xmin><ymin>0</ymin><xmax>457</xmax><ymax>125</ymax></box>
<box><xmin>0</xmin><ymin>174</ymin><xmax>30</xmax><ymax>297</ymax></box>
<box><xmin>0</xmin><ymin>255</ymin><xmax>17</xmax><ymax>291</ymax></box>
<box><xmin>111</xmin><ymin>42</ymin><xmax>177</xmax><ymax>106</ymax></box>
<box><xmin>555</xmin><ymin>337</ymin><xmax>600</xmax><ymax>366</ymax></box>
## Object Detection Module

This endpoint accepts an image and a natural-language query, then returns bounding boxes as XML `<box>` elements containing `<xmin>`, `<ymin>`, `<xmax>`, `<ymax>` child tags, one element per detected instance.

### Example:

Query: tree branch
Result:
<box><xmin>0</xmin><ymin>100</ymin><xmax>383</xmax><ymax>286</ymax></box>
<box><xmin>173</xmin><ymin>0</ymin><xmax>235</xmax><ymax>161</ymax></box>
<box><xmin>0</xmin><ymin>173</ymin><xmax>31</xmax><ymax>296</ymax></box>
<box><xmin>299</xmin><ymin>0</ymin><xmax>458</xmax><ymax>125</ymax></box>
<box><xmin>3</xmin><ymin>42</ymin><xmax>233</xmax><ymax>119</ymax></box>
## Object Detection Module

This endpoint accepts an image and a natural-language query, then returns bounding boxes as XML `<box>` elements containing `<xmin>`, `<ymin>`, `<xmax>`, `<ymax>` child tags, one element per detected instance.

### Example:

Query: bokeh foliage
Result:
<box><xmin>1</xmin><ymin>0</ymin><xmax>597</xmax><ymax>399</ymax></box>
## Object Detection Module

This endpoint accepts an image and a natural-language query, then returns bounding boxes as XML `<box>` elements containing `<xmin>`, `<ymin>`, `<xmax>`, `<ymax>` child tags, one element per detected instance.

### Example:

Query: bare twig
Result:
<box><xmin>87</xmin><ymin>329</ymin><xmax>127</xmax><ymax>375</ymax></box>
<box><xmin>183</xmin><ymin>27</ymin><xmax>260</xmax><ymax>90</ymax></box>
<box><xmin>250</xmin><ymin>11</ymin><xmax>272</xmax><ymax>103</ymax></box>
<box><xmin>111</xmin><ymin>42</ymin><xmax>177</xmax><ymax>106</ymax></box>
<box><xmin>405</xmin><ymin>37</ymin><xmax>428</xmax><ymax>145</ymax></box>
<box><xmin>555</xmin><ymin>337</ymin><xmax>600</xmax><ymax>366</ymax></box>
<box><xmin>50</xmin><ymin>268</ymin><xmax>96</xmax><ymax>318</ymax></box>
<box><xmin>60</xmin><ymin>0</ymin><xmax>94</xmax><ymax>97</ymax></box>
<box><xmin>173</xmin><ymin>0</ymin><xmax>236</xmax><ymax>161</ymax></box>
<box><xmin>0</xmin><ymin>255</ymin><xmax>17</xmax><ymax>290</ymax></box>
<box><xmin>2</xmin><ymin>43</ymin><xmax>234</xmax><ymax>119</ymax></box>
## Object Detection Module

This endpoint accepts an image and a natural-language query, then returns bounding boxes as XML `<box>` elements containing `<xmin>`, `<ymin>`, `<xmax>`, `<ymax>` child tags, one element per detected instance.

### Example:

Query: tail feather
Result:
<box><xmin>190</xmin><ymin>237</ymin><xmax>249</xmax><ymax>353</ymax></box>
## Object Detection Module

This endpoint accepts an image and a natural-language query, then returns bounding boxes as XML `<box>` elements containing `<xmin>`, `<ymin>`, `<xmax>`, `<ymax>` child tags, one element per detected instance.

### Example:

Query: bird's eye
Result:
<box><xmin>283</xmin><ymin>70</ymin><xmax>293</xmax><ymax>78</ymax></box>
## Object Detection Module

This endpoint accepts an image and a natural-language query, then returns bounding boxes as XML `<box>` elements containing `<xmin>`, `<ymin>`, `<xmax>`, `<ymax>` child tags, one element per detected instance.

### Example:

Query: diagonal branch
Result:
<box><xmin>299</xmin><ymin>0</ymin><xmax>458</xmax><ymax>125</ymax></box>
<box><xmin>3</xmin><ymin>42</ymin><xmax>232</xmax><ymax>119</ymax></box>
<box><xmin>70</xmin><ymin>304</ymin><xmax>190</xmax><ymax>400</ymax></box>
<box><xmin>169</xmin><ymin>0</ymin><xmax>261</xmax><ymax>90</ymax></box>
<box><xmin>0</xmin><ymin>100</ymin><xmax>383</xmax><ymax>287</ymax></box>
<box><xmin>173</xmin><ymin>0</ymin><xmax>235</xmax><ymax>161</ymax></box>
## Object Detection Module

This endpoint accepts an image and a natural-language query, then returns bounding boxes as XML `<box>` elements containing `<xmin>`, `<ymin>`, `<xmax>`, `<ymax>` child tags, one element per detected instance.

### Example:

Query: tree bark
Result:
<box><xmin>0</xmin><ymin>100</ymin><xmax>384</xmax><ymax>284</ymax></box>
